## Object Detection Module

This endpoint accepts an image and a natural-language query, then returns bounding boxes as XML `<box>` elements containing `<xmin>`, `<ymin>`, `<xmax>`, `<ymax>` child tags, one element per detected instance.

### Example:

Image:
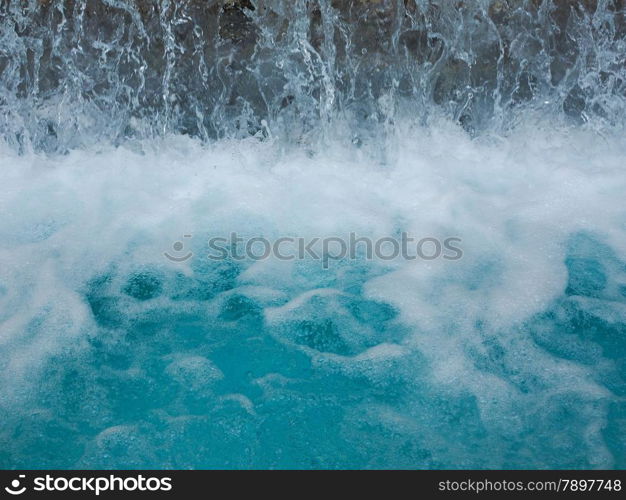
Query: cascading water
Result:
<box><xmin>0</xmin><ymin>0</ymin><xmax>625</xmax><ymax>469</ymax></box>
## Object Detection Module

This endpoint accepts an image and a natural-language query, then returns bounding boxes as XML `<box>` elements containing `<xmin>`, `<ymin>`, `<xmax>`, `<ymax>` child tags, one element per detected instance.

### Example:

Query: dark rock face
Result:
<box><xmin>0</xmin><ymin>0</ymin><xmax>624</xmax><ymax>151</ymax></box>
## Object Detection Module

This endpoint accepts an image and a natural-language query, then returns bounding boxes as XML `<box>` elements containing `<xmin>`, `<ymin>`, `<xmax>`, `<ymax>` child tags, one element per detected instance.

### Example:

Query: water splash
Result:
<box><xmin>1</xmin><ymin>1</ymin><xmax>626</xmax><ymax>470</ymax></box>
<box><xmin>1</xmin><ymin>0</ymin><xmax>625</xmax><ymax>153</ymax></box>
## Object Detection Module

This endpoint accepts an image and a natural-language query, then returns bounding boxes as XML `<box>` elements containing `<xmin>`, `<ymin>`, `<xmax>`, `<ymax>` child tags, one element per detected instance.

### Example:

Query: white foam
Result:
<box><xmin>1</xmin><ymin>118</ymin><xmax>625</xmax><ymax>465</ymax></box>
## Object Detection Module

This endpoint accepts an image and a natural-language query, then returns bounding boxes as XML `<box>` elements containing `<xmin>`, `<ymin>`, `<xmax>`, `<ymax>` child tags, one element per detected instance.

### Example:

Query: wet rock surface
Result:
<box><xmin>1</xmin><ymin>0</ymin><xmax>624</xmax><ymax>151</ymax></box>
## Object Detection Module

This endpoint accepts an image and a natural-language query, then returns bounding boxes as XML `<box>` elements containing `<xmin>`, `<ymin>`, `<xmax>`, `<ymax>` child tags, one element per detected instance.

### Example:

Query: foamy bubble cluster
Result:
<box><xmin>0</xmin><ymin>117</ymin><xmax>625</xmax><ymax>468</ymax></box>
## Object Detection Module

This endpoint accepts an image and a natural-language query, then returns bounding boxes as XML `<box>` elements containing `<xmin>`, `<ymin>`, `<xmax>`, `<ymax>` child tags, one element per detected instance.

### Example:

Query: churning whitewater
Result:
<box><xmin>1</xmin><ymin>0</ymin><xmax>625</xmax><ymax>469</ymax></box>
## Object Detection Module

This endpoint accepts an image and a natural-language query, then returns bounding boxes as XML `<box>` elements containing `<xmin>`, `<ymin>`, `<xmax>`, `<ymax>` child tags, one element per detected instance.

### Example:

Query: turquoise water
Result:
<box><xmin>2</xmin><ymin>233</ymin><xmax>623</xmax><ymax>469</ymax></box>
<box><xmin>1</xmin><ymin>0</ymin><xmax>626</xmax><ymax>469</ymax></box>
<box><xmin>1</xmin><ymin>129</ymin><xmax>625</xmax><ymax>469</ymax></box>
